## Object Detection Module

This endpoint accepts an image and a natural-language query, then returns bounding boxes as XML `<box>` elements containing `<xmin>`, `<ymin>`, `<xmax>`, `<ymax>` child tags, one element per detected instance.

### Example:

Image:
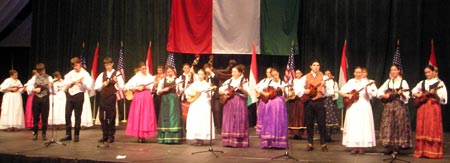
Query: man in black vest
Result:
<box><xmin>94</xmin><ymin>57</ymin><xmax>124</xmax><ymax>144</ymax></box>
<box><xmin>28</xmin><ymin>63</ymin><xmax>53</xmax><ymax>140</ymax></box>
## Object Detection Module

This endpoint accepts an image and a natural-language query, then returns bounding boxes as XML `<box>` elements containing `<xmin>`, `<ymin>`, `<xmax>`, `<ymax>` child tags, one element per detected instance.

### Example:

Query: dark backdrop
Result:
<box><xmin>23</xmin><ymin>0</ymin><xmax>450</xmax><ymax>131</ymax></box>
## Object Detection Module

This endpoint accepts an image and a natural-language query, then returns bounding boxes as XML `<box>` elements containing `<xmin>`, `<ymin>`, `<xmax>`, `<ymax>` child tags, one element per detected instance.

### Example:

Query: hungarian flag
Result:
<box><xmin>429</xmin><ymin>40</ymin><xmax>437</xmax><ymax>67</ymax></box>
<box><xmin>337</xmin><ymin>40</ymin><xmax>348</xmax><ymax>109</ymax></box>
<box><xmin>248</xmin><ymin>43</ymin><xmax>258</xmax><ymax>105</ymax></box>
<box><xmin>338</xmin><ymin>40</ymin><xmax>348</xmax><ymax>89</ymax></box>
<box><xmin>90</xmin><ymin>42</ymin><xmax>99</xmax><ymax>96</ymax></box>
<box><xmin>167</xmin><ymin>0</ymin><xmax>300</xmax><ymax>55</ymax></box>
<box><xmin>146</xmin><ymin>41</ymin><xmax>154</xmax><ymax>74</ymax></box>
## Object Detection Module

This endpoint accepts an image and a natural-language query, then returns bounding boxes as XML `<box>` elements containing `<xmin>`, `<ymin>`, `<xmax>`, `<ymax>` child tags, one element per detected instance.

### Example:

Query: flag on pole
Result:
<box><xmin>166</xmin><ymin>53</ymin><xmax>177</xmax><ymax>75</ymax></box>
<box><xmin>429</xmin><ymin>40</ymin><xmax>437</xmax><ymax>67</ymax></box>
<box><xmin>338</xmin><ymin>40</ymin><xmax>348</xmax><ymax>88</ymax></box>
<box><xmin>80</xmin><ymin>42</ymin><xmax>87</xmax><ymax>69</ymax></box>
<box><xmin>283</xmin><ymin>41</ymin><xmax>295</xmax><ymax>83</ymax></box>
<box><xmin>337</xmin><ymin>40</ymin><xmax>348</xmax><ymax>109</ymax></box>
<box><xmin>90</xmin><ymin>42</ymin><xmax>99</xmax><ymax>96</ymax></box>
<box><xmin>116</xmin><ymin>44</ymin><xmax>125</xmax><ymax>100</ymax></box>
<box><xmin>146</xmin><ymin>41</ymin><xmax>154</xmax><ymax>75</ymax></box>
<box><xmin>392</xmin><ymin>40</ymin><xmax>403</xmax><ymax>74</ymax></box>
<box><xmin>247</xmin><ymin>43</ymin><xmax>258</xmax><ymax>106</ymax></box>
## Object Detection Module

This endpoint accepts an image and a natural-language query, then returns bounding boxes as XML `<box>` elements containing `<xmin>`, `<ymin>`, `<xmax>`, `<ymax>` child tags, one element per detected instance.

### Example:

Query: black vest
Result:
<box><xmin>100</xmin><ymin>70</ymin><xmax>118</xmax><ymax>97</ymax></box>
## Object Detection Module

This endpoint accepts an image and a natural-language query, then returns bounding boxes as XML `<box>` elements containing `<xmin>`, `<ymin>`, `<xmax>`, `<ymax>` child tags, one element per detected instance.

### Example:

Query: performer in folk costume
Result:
<box><xmin>340</xmin><ymin>67</ymin><xmax>377</xmax><ymax>154</ymax></box>
<box><xmin>95</xmin><ymin>57</ymin><xmax>125</xmax><ymax>143</ymax></box>
<box><xmin>258</xmin><ymin>68</ymin><xmax>288</xmax><ymax>149</ymax></box>
<box><xmin>185</xmin><ymin>69</ymin><xmax>216</xmax><ymax>145</ymax></box>
<box><xmin>297</xmin><ymin>60</ymin><xmax>335</xmax><ymax>152</ymax></box>
<box><xmin>27</xmin><ymin>63</ymin><xmax>53</xmax><ymax>140</ymax></box>
<box><xmin>157</xmin><ymin>66</ymin><xmax>184</xmax><ymax>144</ymax></box>
<box><xmin>255</xmin><ymin>67</ymin><xmax>272</xmax><ymax>136</ymax></box>
<box><xmin>412</xmin><ymin>65</ymin><xmax>447</xmax><ymax>159</ymax></box>
<box><xmin>124</xmin><ymin>62</ymin><xmax>157</xmax><ymax>143</ymax></box>
<box><xmin>25</xmin><ymin>69</ymin><xmax>38</xmax><ymax>128</ymax></box>
<box><xmin>153</xmin><ymin>65</ymin><xmax>165</xmax><ymax>121</ymax></box>
<box><xmin>287</xmin><ymin>69</ymin><xmax>305</xmax><ymax>139</ymax></box>
<box><xmin>177</xmin><ymin>63</ymin><xmax>197</xmax><ymax>128</ymax></box>
<box><xmin>376</xmin><ymin>64</ymin><xmax>412</xmax><ymax>154</ymax></box>
<box><xmin>60</xmin><ymin>57</ymin><xmax>93</xmax><ymax>142</ymax></box>
<box><xmin>0</xmin><ymin>70</ymin><xmax>25</xmax><ymax>131</ymax></box>
<box><xmin>49</xmin><ymin>71</ymin><xmax>66</xmax><ymax>125</ymax></box>
<box><xmin>219</xmin><ymin>64</ymin><xmax>249</xmax><ymax>148</ymax></box>
<box><xmin>323</xmin><ymin>69</ymin><xmax>340</xmax><ymax>142</ymax></box>
<box><xmin>204</xmin><ymin>63</ymin><xmax>222</xmax><ymax>134</ymax></box>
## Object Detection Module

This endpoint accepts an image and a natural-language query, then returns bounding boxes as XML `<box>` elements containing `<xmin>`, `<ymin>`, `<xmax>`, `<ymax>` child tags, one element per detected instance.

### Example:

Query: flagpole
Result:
<box><xmin>120</xmin><ymin>41</ymin><xmax>127</xmax><ymax>123</ymax></box>
<box><xmin>92</xmin><ymin>42</ymin><xmax>99</xmax><ymax>122</ymax></box>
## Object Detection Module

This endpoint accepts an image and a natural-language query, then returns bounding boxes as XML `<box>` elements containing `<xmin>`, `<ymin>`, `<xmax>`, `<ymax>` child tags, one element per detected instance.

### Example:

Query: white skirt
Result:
<box><xmin>0</xmin><ymin>92</ymin><xmax>25</xmax><ymax>129</ymax></box>
<box><xmin>48</xmin><ymin>92</ymin><xmax>66</xmax><ymax>125</ymax></box>
<box><xmin>342</xmin><ymin>99</ymin><xmax>376</xmax><ymax>147</ymax></box>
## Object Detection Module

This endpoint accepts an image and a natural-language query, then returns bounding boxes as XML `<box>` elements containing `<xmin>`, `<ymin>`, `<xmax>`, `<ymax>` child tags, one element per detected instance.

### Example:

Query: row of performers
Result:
<box><xmin>0</xmin><ymin>57</ymin><xmax>447</xmax><ymax>159</ymax></box>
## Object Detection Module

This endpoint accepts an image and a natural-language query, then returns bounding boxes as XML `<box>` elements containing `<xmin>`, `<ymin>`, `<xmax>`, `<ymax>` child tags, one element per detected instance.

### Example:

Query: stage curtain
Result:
<box><xmin>31</xmin><ymin>0</ymin><xmax>171</xmax><ymax>79</ymax></box>
<box><xmin>260</xmin><ymin>0</ymin><xmax>300</xmax><ymax>56</ymax></box>
<box><xmin>30</xmin><ymin>0</ymin><xmax>450</xmax><ymax>131</ymax></box>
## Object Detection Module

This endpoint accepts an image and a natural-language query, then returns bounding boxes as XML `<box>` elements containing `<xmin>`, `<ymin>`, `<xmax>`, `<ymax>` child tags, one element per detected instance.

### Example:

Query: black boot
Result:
<box><xmin>60</xmin><ymin>135</ymin><xmax>72</xmax><ymax>141</ymax></box>
<box><xmin>98</xmin><ymin>136</ymin><xmax>107</xmax><ymax>143</ymax></box>
<box><xmin>73</xmin><ymin>135</ymin><xmax>79</xmax><ymax>142</ymax></box>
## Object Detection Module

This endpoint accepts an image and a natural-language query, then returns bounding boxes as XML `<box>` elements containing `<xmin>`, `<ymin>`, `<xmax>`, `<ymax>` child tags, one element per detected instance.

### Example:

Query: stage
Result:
<box><xmin>0</xmin><ymin>124</ymin><xmax>449</xmax><ymax>163</ymax></box>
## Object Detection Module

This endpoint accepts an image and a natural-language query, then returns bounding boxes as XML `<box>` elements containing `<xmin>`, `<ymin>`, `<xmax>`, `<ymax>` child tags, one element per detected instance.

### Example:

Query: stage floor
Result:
<box><xmin>0</xmin><ymin>124</ymin><xmax>449</xmax><ymax>163</ymax></box>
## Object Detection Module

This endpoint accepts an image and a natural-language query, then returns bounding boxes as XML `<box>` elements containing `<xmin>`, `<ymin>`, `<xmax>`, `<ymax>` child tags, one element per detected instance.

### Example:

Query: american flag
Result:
<box><xmin>80</xmin><ymin>42</ymin><xmax>87</xmax><ymax>69</ymax></box>
<box><xmin>116</xmin><ymin>48</ymin><xmax>125</xmax><ymax>100</ymax></box>
<box><xmin>283</xmin><ymin>46</ymin><xmax>295</xmax><ymax>83</ymax></box>
<box><xmin>165</xmin><ymin>53</ymin><xmax>176</xmax><ymax>75</ymax></box>
<box><xmin>392</xmin><ymin>42</ymin><xmax>403</xmax><ymax>74</ymax></box>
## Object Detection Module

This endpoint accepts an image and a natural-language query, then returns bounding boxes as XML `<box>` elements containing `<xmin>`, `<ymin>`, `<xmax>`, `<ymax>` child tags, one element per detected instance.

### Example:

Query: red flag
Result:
<box><xmin>91</xmin><ymin>42</ymin><xmax>99</xmax><ymax>79</ymax></box>
<box><xmin>338</xmin><ymin>40</ymin><xmax>348</xmax><ymax>88</ymax></box>
<box><xmin>429</xmin><ymin>40</ymin><xmax>437</xmax><ymax>67</ymax></box>
<box><xmin>248</xmin><ymin>43</ymin><xmax>258</xmax><ymax>105</ymax></box>
<box><xmin>89</xmin><ymin>42</ymin><xmax>99</xmax><ymax>96</ymax></box>
<box><xmin>146</xmin><ymin>41</ymin><xmax>154</xmax><ymax>74</ymax></box>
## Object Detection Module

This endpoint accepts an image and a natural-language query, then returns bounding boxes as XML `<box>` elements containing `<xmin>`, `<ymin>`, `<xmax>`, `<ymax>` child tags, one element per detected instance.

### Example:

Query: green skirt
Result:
<box><xmin>157</xmin><ymin>92</ymin><xmax>184</xmax><ymax>144</ymax></box>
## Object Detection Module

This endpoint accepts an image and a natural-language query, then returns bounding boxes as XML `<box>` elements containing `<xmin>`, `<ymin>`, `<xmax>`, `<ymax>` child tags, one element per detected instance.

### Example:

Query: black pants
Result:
<box><xmin>32</xmin><ymin>95</ymin><xmax>49</xmax><ymax>135</ymax></box>
<box><xmin>304</xmin><ymin>98</ymin><xmax>326</xmax><ymax>145</ymax></box>
<box><xmin>65</xmin><ymin>92</ymin><xmax>84</xmax><ymax>136</ymax></box>
<box><xmin>153</xmin><ymin>93</ymin><xmax>161</xmax><ymax>121</ymax></box>
<box><xmin>211</xmin><ymin>98</ymin><xmax>223</xmax><ymax>129</ymax></box>
<box><xmin>99</xmin><ymin>94</ymin><xmax>116</xmax><ymax>138</ymax></box>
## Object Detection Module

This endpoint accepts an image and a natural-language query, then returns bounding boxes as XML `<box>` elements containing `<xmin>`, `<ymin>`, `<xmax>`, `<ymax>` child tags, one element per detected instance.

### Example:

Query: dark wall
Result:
<box><xmin>29</xmin><ymin>0</ymin><xmax>450</xmax><ymax>131</ymax></box>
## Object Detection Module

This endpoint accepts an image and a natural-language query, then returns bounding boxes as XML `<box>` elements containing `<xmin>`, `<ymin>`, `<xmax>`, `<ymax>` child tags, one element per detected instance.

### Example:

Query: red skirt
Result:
<box><xmin>413</xmin><ymin>98</ymin><xmax>443</xmax><ymax>159</ymax></box>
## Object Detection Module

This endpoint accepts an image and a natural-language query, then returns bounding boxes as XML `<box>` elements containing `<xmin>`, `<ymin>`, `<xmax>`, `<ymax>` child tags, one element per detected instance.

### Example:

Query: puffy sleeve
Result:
<box><xmin>437</xmin><ymin>81</ymin><xmax>447</xmax><ymax>104</ymax></box>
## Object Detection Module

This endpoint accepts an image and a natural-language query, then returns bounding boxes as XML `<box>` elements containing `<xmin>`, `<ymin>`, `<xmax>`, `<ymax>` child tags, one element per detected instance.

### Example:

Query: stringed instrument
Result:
<box><xmin>259</xmin><ymin>86</ymin><xmax>278</xmax><ymax>103</ymax></box>
<box><xmin>413</xmin><ymin>85</ymin><xmax>443</xmax><ymax>107</ymax></box>
<box><xmin>125</xmin><ymin>81</ymin><xmax>155</xmax><ymax>100</ymax></box>
<box><xmin>186</xmin><ymin>86</ymin><xmax>217</xmax><ymax>103</ymax></box>
<box><xmin>219</xmin><ymin>80</ymin><xmax>248</xmax><ymax>104</ymax></box>
<box><xmin>342</xmin><ymin>81</ymin><xmax>375</xmax><ymax>108</ymax></box>
<box><xmin>300</xmin><ymin>77</ymin><xmax>334</xmax><ymax>103</ymax></box>
<box><xmin>380</xmin><ymin>88</ymin><xmax>410</xmax><ymax>103</ymax></box>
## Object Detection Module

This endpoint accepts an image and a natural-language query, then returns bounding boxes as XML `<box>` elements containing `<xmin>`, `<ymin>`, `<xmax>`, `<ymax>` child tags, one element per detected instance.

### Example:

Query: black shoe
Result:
<box><xmin>73</xmin><ymin>135</ymin><xmax>79</xmax><ymax>142</ymax></box>
<box><xmin>305</xmin><ymin>144</ymin><xmax>314</xmax><ymax>151</ymax></box>
<box><xmin>60</xmin><ymin>135</ymin><xmax>72</xmax><ymax>141</ymax></box>
<box><xmin>107</xmin><ymin>136</ymin><xmax>114</xmax><ymax>143</ymax></box>
<box><xmin>321</xmin><ymin>144</ymin><xmax>328</xmax><ymax>152</ymax></box>
<box><xmin>98</xmin><ymin>137</ymin><xmax>107</xmax><ymax>143</ymax></box>
<box><xmin>32</xmin><ymin>134</ymin><xmax>38</xmax><ymax>141</ymax></box>
<box><xmin>42</xmin><ymin>135</ymin><xmax>47</xmax><ymax>141</ymax></box>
